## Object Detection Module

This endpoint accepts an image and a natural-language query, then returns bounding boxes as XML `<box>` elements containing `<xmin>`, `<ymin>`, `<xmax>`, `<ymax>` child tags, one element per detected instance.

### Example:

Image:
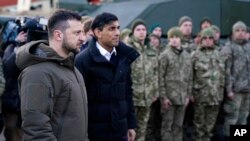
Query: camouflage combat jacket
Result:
<box><xmin>221</xmin><ymin>40</ymin><xmax>250</xmax><ymax>93</ymax></box>
<box><xmin>159</xmin><ymin>46</ymin><xmax>192</xmax><ymax>105</ymax></box>
<box><xmin>182</xmin><ymin>36</ymin><xmax>197</xmax><ymax>53</ymax></box>
<box><xmin>128</xmin><ymin>37</ymin><xmax>158</xmax><ymax>107</ymax></box>
<box><xmin>192</xmin><ymin>46</ymin><xmax>225</xmax><ymax>105</ymax></box>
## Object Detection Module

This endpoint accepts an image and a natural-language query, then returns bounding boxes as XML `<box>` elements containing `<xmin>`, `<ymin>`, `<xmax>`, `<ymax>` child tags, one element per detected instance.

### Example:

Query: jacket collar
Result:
<box><xmin>88</xmin><ymin>37</ymin><xmax>140</xmax><ymax>64</ymax></box>
<box><xmin>169</xmin><ymin>45</ymin><xmax>183</xmax><ymax>54</ymax></box>
<box><xmin>182</xmin><ymin>36</ymin><xmax>193</xmax><ymax>44</ymax></box>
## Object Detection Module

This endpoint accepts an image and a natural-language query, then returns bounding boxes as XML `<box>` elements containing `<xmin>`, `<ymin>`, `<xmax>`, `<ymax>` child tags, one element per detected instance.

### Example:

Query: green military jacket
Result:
<box><xmin>159</xmin><ymin>46</ymin><xmax>192</xmax><ymax>105</ymax></box>
<box><xmin>192</xmin><ymin>46</ymin><xmax>225</xmax><ymax>105</ymax></box>
<box><xmin>128</xmin><ymin>36</ymin><xmax>158</xmax><ymax>107</ymax></box>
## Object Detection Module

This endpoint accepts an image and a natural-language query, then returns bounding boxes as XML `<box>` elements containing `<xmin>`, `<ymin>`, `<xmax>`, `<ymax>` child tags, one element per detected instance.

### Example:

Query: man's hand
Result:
<box><xmin>162</xmin><ymin>98</ymin><xmax>172</xmax><ymax>110</ymax></box>
<box><xmin>15</xmin><ymin>31</ymin><xmax>27</xmax><ymax>43</ymax></box>
<box><xmin>127</xmin><ymin>129</ymin><xmax>136</xmax><ymax>141</ymax></box>
<box><xmin>189</xmin><ymin>95</ymin><xmax>195</xmax><ymax>103</ymax></box>
<box><xmin>185</xmin><ymin>97</ymin><xmax>190</xmax><ymax>108</ymax></box>
<box><xmin>227</xmin><ymin>91</ymin><xmax>234</xmax><ymax>100</ymax></box>
<box><xmin>152</xmin><ymin>96</ymin><xmax>158</xmax><ymax>103</ymax></box>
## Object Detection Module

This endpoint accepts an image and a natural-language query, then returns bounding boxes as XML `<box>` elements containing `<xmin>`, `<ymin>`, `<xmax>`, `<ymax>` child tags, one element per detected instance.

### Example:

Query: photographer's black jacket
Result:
<box><xmin>2</xmin><ymin>43</ymin><xmax>21</xmax><ymax>114</ymax></box>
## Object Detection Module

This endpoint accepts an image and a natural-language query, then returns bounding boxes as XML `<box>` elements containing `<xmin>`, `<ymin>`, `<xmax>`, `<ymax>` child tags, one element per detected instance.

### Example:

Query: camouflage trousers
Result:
<box><xmin>135</xmin><ymin>106</ymin><xmax>150</xmax><ymax>141</ymax></box>
<box><xmin>193</xmin><ymin>104</ymin><xmax>219</xmax><ymax>141</ymax></box>
<box><xmin>145</xmin><ymin>99</ymin><xmax>162</xmax><ymax>141</ymax></box>
<box><xmin>161</xmin><ymin>105</ymin><xmax>186</xmax><ymax>141</ymax></box>
<box><xmin>223</xmin><ymin>93</ymin><xmax>250</xmax><ymax>136</ymax></box>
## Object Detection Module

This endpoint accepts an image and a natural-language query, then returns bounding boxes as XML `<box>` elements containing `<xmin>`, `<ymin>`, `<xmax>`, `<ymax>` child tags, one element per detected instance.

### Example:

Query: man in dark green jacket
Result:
<box><xmin>16</xmin><ymin>9</ymin><xmax>88</xmax><ymax>141</ymax></box>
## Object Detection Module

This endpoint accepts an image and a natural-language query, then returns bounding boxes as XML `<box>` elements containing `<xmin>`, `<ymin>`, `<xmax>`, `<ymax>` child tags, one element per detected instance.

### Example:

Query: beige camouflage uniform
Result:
<box><xmin>145</xmin><ymin>44</ymin><xmax>165</xmax><ymax>141</ymax></box>
<box><xmin>128</xmin><ymin>36</ymin><xmax>158</xmax><ymax>141</ymax></box>
<box><xmin>159</xmin><ymin>45</ymin><xmax>192</xmax><ymax>141</ymax></box>
<box><xmin>192</xmin><ymin>44</ymin><xmax>225</xmax><ymax>141</ymax></box>
<box><xmin>221</xmin><ymin>37</ymin><xmax>250</xmax><ymax>137</ymax></box>
<box><xmin>182</xmin><ymin>37</ymin><xmax>197</xmax><ymax>53</ymax></box>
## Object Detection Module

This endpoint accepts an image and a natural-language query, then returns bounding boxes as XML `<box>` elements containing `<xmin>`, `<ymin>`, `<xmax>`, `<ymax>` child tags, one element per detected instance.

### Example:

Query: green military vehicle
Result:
<box><xmin>59</xmin><ymin>0</ymin><xmax>250</xmax><ymax>37</ymax></box>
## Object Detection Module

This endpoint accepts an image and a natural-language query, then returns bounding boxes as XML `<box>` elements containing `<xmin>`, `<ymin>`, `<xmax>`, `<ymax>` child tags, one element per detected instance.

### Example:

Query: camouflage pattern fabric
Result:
<box><xmin>191</xmin><ymin>46</ymin><xmax>225</xmax><ymax>141</ymax></box>
<box><xmin>128</xmin><ymin>36</ymin><xmax>158</xmax><ymax>141</ymax></box>
<box><xmin>135</xmin><ymin>106</ymin><xmax>150</xmax><ymax>141</ymax></box>
<box><xmin>161</xmin><ymin>105</ymin><xmax>186</xmax><ymax>141</ymax></box>
<box><xmin>128</xmin><ymin>36</ymin><xmax>158</xmax><ymax>107</ymax></box>
<box><xmin>221</xmin><ymin>41</ymin><xmax>250</xmax><ymax>94</ymax></box>
<box><xmin>221</xmin><ymin>41</ymin><xmax>250</xmax><ymax>137</ymax></box>
<box><xmin>145</xmin><ymin>45</ymin><xmax>165</xmax><ymax>141</ymax></box>
<box><xmin>192</xmin><ymin>46</ymin><xmax>225</xmax><ymax>105</ymax></box>
<box><xmin>193</xmin><ymin>104</ymin><xmax>219</xmax><ymax>141</ymax></box>
<box><xmin>223</xmin><ymin>93</ymin><xmax>250</xmax><ymax>136</ymax></box>
<box><xmin>182</xmin><ymin>37</ymin><xmax>197</xmax><ymax>53</ymax></box>
<box><xmin>158</xmin><ymin>46</ymin><xmax>192</xmax><ymax>141</ymax></box>
<box><xmin>159</xmin><ymin>46</ymin><xmax>192</xmax><ymax>105</ymax></box>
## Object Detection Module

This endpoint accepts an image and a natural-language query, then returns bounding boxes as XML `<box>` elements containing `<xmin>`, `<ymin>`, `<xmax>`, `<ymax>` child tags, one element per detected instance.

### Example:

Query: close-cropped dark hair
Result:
<box><xmin>48</xmin><ymin>9</ymin><xmax>81</xmax><ymax>38</ymax></box>
<box><xmin>91</xmin><ymin>12</ymin><xmax>118</xmax><ymax>31</ymax></box>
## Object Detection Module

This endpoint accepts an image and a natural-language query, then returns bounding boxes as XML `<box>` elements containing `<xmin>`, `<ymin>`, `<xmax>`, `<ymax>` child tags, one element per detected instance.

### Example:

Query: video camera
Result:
<box><xmin>19</xmin><ymin>16</ymin><xmax>48</xmax><ymax>42</ymax></box>
<box><xmin>0</xmin><ymin>16</ymin><xmax>48</xmax><ymax>51</ymax></box>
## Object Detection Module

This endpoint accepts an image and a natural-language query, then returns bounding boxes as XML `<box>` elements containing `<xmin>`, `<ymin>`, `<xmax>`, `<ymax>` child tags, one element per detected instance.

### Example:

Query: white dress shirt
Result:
<box><xmin>96</xmin><ymin>42</ymin><xmax>117</xmax><ymax>61</ymax></box>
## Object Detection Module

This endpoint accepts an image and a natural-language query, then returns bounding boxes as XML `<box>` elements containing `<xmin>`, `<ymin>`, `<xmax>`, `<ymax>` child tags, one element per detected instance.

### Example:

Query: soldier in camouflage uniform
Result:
<box><xmin>179</xmin><ymin>16</ymin><xmax>197</xmax><ymax>53</ymax></box>
<box><xmin>178</xmin><ymin>16</ymin><xmax>196</xmax><ymax>141</ymax></box>
<box><xmin>221</xmin><ymin>21</ymin><xmax>250</xmax><ymax>139</ymax></box>
<box><xmin>209</xmin><ymin>25</ymin><xmax>226</xmax><ymax>141</ymax></box>
<box><xmin>145</xmin><ymin>33</ymin><xmax>164</xmax><ymax>141</ymax></box>
<box><xmin>127</xmin><ymin>19</ymin><xmax>158</xmax><ymax>141</ymax></box>
<box><xmin>159</xmin><ymin>27</ymin><xmax>192</xmax><ymax>141</ymax></box>
<box><xmin>192</xmin><ymin>28</ymin><xmax>225</xmax><ymax>141</ymax></box>
<box><xmin>211</xmin><ymin>25</ymin><xmax>223</xmax><ymax>50</ymax></box>
<box><xmin>200</xmin><ymin>17</ymin><xmax>212</xmax><ymax>31</ymax></box>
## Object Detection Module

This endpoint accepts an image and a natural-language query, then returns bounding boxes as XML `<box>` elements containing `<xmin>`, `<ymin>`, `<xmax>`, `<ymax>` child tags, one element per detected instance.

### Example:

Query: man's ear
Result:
<box><xmin>93</xmin><ymin>28</ymin><xmax>102</xmax><ymax>39</ymax></box>
<box><xmin>53</xmin><ymin>30</ymin><xmax>63</xmax><ymax>41</ymax></box>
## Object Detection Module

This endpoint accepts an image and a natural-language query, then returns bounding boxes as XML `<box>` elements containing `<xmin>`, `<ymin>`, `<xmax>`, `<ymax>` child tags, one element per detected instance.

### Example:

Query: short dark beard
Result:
<box><xmin>62</xmin><ymin>37</ymin><xmax>78</xmax><ymax>54</ymax></box>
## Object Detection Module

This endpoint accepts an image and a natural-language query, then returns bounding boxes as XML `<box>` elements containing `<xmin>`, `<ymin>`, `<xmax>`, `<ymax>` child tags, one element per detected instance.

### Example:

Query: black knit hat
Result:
<box><xmin>200</xmin><ymin>17</ymin><xmax>212</xmax><ymax>28</ymax></box>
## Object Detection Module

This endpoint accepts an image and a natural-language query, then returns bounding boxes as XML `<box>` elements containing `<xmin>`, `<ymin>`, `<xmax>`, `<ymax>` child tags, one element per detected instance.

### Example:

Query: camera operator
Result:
<box><xmin>1</xmin><ymin>17</ymin><xmax>47</xmax><ymax>141</ymax></box>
